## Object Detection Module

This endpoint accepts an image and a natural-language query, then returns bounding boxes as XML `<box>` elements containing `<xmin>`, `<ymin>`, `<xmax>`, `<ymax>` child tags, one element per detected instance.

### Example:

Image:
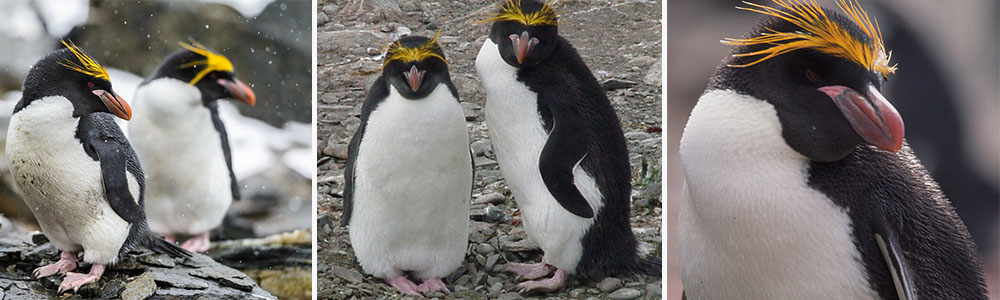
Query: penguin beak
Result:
<box><xmin>217</xmin><ymin>78</ymin><xmax>256</xmax><ymax>106</ymax></box>
<box><xmin>818</xmin><ymin>83</ymin><xmax>904</xmax><ymax>152</ymax></box>
<box><xmin>93</xmin><ymin>89</ymin><xmax>131</xmax><ymax>121</ymax></box>
<box><xmin>509</xmin><ymin>31</ymin><xmax>540</xmax><ymax>64</ymax></box>
<box><xmin>404</xmin><ymin>65</ymin><xmax>426</xmax><ymax>92</ymax></box>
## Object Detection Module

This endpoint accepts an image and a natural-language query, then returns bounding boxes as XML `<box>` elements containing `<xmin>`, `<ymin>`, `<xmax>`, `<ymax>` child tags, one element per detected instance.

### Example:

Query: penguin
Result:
<box><xmin>5</xmin><ymin>41</ymin><xmax>190</xmax><ymax>292</ymax></box>
<box><xmin>128</xmin><ymin>41</ymin><xmax>256</xmax><ymax>252</ymax></box>
<box><xmin>677</xmin><ymin>1</ymin><xmax>988</xmax><ymax>299</ymax></box>
<box><xmin>475</xmin><ymin>0</ymin><xmax>660</xmax><ymax>292</ymax></box>
<box><xmin>342</xmin><ymin>34</ymin><xmax>472</xmax><ymax>296</ymax></box>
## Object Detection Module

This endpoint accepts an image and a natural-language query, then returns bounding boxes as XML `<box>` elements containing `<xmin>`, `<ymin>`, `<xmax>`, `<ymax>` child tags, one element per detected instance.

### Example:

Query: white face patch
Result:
<box><xmin>677</xmin><ymin>89</ymin><xmax>877</xmax><ymax>299</ymax></box>
<box><xmin>349</xmin><ymin>84</ymin><xmax>472</xmax><ymax>280</ymax></box>
<box><xmin>475</xmin><ymin>39</ymin><xmax>605</xmax><ymax>272</ymax></box>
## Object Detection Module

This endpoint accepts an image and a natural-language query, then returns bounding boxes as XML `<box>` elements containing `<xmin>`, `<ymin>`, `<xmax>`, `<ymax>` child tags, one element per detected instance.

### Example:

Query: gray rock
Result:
<box><xmin>318</xmin><ymin>30</ymin><xmax>384</xmax><ymax>58</ymax></box>
<box><xmin>476</xmin><ymin>243</ymin><xmax>497</xmax><ymax>255</ymax></box>
<box><xmin>643</xmin><ymin>60</ymin><xmax>662</xmax><ymax>86</ymax></box>
<box><xmin>609</xmin><ymin>287</ymin><xmax>642</xmax><ymax>300</ymax></box>
<box><xmin>474</xmin><ymin>157</ymin><xmax>498</xmax><ymax>168</ymax></box>
<box><xmin>489</xmin><ymin>282</ymin><xmax>504</xmax><ymax>295</ymax></box>
<box><xmin>120</xmin><ymin>271</ymin><xmax>156</xmax><ymax>300</ymax></box>
<box><xmin>470</xmin><ymin>139</ymin><xmax>493</xmax><ymax>157</ymax></box>
<box><xmin>639</xmin><ymin>137</ymin><xmax>661</xmax><ymax>149</ymax></box>
<box><xmin>627</xmin><ymin>56</ymin><xmax>658</xmax><ymax>68</ymax></box>
<box><xmin>317</xmin><ymin>12</ymin><xmax>329</xmax><ymax>25</ymax></box>
<box><xmin>625</xmin><ymin>131</ymin><xmax>653</xmax><ymax>141</ymax></box>
<box><xmin>498</xmin><ymin>292</ymin><xmax>524</xmax><ymax>300</ymax></box>
<box><xmin>499</xmin><ymin>236</ymin><xmax>539</xmax><ymax>252</ymax></box>
<box><xmin>644</xmin><ymin>282</ymin><xmax>662</xmax><ymax>300</ymax></box>
<box><xmin>323</xmin><ymin>142</ymin><xmax>349</xmax><ymax>159</ymax></box>
<box><xmin>328</xmin><ymin>264</ymin><xmax>364</xmax><ymax>283</ymax></box>
<box><xmin>474</xmin><ymin>192</ymin><xmax>505</xmax><ymax>205</ymax></box>
<box><xmin>602</xmin><ymin>78</ymin><xmax>639</xmax><ymax>91</ymax></box>
<box><xmin>598</xmin><ymin>277</ymin><xmax>624</xmax><ymax>292</ymax></box>
<box><xmin>322</xmin><ymin>4</ymin><xmax>339</xmax><ymax>15</ymax></box>
<box><xmin>485</xmin><ymin>253</ymin><xmax>500</xmax><ymax>270</ymax></box>
<box><xmin>462</xmin><ymin>102</ymin><xmax>481</xmax><ymax>121</ymax></box>
<box><xmin>569</xmin><ymin>288</ymin><xmax>586</xmax><ymax>298</ymax></box>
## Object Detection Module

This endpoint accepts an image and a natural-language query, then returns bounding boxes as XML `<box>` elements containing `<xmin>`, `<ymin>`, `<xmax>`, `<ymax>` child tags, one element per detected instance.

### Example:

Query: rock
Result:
<box><xmin>120</xmin><ymin>271</ymin><xmax>156</xmax><ymax>300</ymax></box>
<box><xmin>639</xmin><ymin>137</ymin><xmax>661</xmax><ymax>149</ymax></box>
<box><xmin>476</xmin><ymin>243</ymin><xmax>497</xmax><ymax>255</ymax></box>
<box><xmin>474</xmin><ymin>192</ymin><xmax>506</xmax><ymax>205</ymax></box>
<box><xmin>609</xmin><ymin>287</ymin><xmax>642</xmax><ymax>300</ymax></box>
<box><xmin>322</xmin><ymin>4</ymin><xmax>339</xmax><ymax>15</ymax></box>
<box><xmin>498</xmin><ymin>292</ymin><xmax>523</xmax><ymax>300</ymax></box>
<box><xmin>643</xmin><ymin>60</ymin><xmax>662</xmax><ymax>86</ymax></box>
<box><xmin>319</xmin><ymin>30</ymin><xmax>385</xmax><ymax>59</ymax></box>
<box><xmin>323</xmin><ymin>142</ymin><xmax>349</xmax><ymax>159</ymax></box>
<box><xmin>489</xmin><ymin>282</ymin><xmax>504</xmax><ymax>295</ymax></box>
<box><xmin>602</xmin><ymin>78</ymin><xmax>639</xmax><ymax>91</ymax></box>
<box><xmin>644</xmin><ymin>282</ymin><xmax>662</xmax><ymax>300</ymax></box>
<box><xmin>327</xmin><ymin>265</ymin><xmax>364</xmax><ymax>284</ymax></box>
<box><xmin>462</xmin><ymin>102</ymin><xmax>480</xmax><ymax>121</ymax></box>
<box><xmin>624</xmin><ymin>131</ymin><xmax>653</xmax><ymax>141</ymax></box>
<box><xmin>474</xmin><ymin>157</ymin><xmax>498</xmax><ymax>168</ymax></box>
<box><xmin>317</xmin><ymin>12</ymin><xmax>330</xmax><ymax>25</ymax></box>
<box><xmin>485</xmin><ymin>254</ymin><xmax>500</xmax><ymax>270</ymax></box>
<box><xmin>471</xmin><ymin>204</ymin><xmax>507</xmax><ymax>223</ymax></box>
<box><xmin>627</xmin><ymin>56</ymin><xmax>657</xmax><ymax>68</ymax></box>
<box><xmin>499</xmin><ymin>236</ymin><xmax>539</xmax><ymax>252</ymax></box>
<box><xmin>569</xmin><ymin>288</ymin><xmax>586</xmax><ymax>298</ymax></box>
<box><xmin>470</xmin><ymin>139</ymin><xmax>493</xmax><ymax>157</ymax></box>
<box><xmin>598</xmin><ymin>277</ymin><xmax>624</xmax><ymax>292</ymax></box>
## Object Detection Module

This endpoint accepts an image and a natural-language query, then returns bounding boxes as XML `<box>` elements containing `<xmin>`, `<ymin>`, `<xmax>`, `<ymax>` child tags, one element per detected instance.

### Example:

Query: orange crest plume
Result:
<box><xmin>723</xmin><ymin>0</ymin><xmax>896</xmax><ymax>76</ymax></box>
<box><xmin>382</xmin><ymin>30</ymin><xmax>447</xmax><ymax>68</ymax></box>
<box><xmin>58</xmin><ymin>40</ymin><xmax>110</xmax><ymax>81</ymax></box>
<box><xmin>479</xmin><ymin>0</ymin><xmax>559</xmax><ymax>26</ymax></box>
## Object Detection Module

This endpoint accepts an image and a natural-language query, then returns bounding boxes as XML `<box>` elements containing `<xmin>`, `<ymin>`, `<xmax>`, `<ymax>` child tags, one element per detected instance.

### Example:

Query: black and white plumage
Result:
<box><xmin>6</xmin><ymin>42</ymin><xmax>189</xmax><ymax>293</ymax></box>
<box><xmin>342</xmin><ymin>35</ymin><xmax>472</xmax><ymax>296</ymax></box>
<box><xmin>475</xmin><ymin>0</ymin><xmax>659</xmax><ymax>292</ymax></box>
<box><xmin>128</xmin><ymin>42</ymin><xmax>255</xmax><ymax>252</ymax></box>
<box><xmin>677</xmin><ymin>1</ymin><xmax>987</xmax><ymax>299</ymax></box>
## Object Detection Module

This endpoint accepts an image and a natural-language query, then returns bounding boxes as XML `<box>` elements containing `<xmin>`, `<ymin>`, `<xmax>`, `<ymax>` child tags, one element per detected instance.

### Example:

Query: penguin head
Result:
<box><xmin>482</xmin><ymin>0</ymin><xmax>559</xmax><ymax>68</ymax></box>
<box><xmin>20</xmin><ymin>40</ymin><xmax>131</xmax><ymax>120</ymax></box>
<box><xmin>711</xmin><ymin>0</ymin><xmax>902</xmax><ymax>162</ymax></box>
<box><xmin>149</xmin><ymin>41</ymin><xmax>256</xmax><ymax>106</ymax></box>
<box><xmin>380</xmin><ymin>34</ymin><xmax>451</xmax><ymax>99</ymax></box>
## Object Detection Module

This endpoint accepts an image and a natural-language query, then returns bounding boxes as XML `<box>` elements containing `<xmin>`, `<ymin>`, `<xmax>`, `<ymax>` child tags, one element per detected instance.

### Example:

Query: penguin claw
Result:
<box><xmin>416</xmin><ymin>278</ymin><xmax>450</xmax><ymax>294</ymax></box>
<box><xmin>516</xmin><ymin>268</ymin><xmax>568</xmax><ymax>293</ymax></box>
<box><xmin>57</xmin><ymin>264</ymin><xmax>105</xmax><ymax>293</ymax></box>
<box><xmin>388</xmin><ymin>276</ymin><xmax>422</xmax><ymax>297</ymax></box>
<box><xmin>33</xmin><ymin>252</ymin><xmax>78</xmax><ymax>278</ymax></box>
<box><xmin>180</xmin><ymin>232</ymin><xmax>211</xmax><ymax>252</ymax></box>
<box><xmin>507</xmin><ymin>262</ymin><xmax>553</xmax><ymax>279</ymax></box>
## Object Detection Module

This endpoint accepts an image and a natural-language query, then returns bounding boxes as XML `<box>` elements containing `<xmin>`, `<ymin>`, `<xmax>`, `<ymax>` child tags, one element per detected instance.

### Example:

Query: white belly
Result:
<box><xmin>348</xmin><ymin>84</ymin><xmax>472</xmax><ymax>280</ymax></box>
<box><xmin>476</xmin><ymin>39</ymin><xmax>604</xmax><ymax>272</ymax></box>
<box><xmin>129</xmin><ymin>78</ymin><xmax>232</xmax><ymax>235</ymax></box>
<box><xmin>5</xmin><ymin>96</ymin><xmax>133</xmax><ymax>264</ymax></box>
<box><xmin>677</xmin><ymin>89</ymin><xmax>878</xmax><ymax>299</ymax></box>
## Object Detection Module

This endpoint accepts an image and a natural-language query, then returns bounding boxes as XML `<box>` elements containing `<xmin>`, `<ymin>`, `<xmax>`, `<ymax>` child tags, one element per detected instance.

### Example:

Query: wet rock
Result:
<box><xmin>598</xmin><ymin>277</ymin><xmax>623</xmax><ymax>292</ymax></box>
<box><xmin>120</xmin><ymin>271</ymin><xmax>156</xmax><ymax>300</ymax></box>
<box><xmin>609</xmin><ymin>287</ymin><xmax>642</xmax><ymax>300</ymax></box>
<box><xmin>602</xmin><ymin>78</ymin><xmax>639</xmax><ymax>91</ymax></box>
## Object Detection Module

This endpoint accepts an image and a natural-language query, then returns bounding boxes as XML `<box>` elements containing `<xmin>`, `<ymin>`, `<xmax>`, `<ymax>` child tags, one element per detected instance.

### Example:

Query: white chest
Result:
<box><xmin>677</xmin><ymin>90</ymin><xmax>877</xmax><ymax>299</ymax></box>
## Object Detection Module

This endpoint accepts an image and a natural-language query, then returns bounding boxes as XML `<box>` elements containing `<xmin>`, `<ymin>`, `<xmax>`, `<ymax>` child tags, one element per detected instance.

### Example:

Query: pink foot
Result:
<box><xmin>163</xmin><ymin>234</ymin><xmax>176</xmax><ymax>244</ymax></box>
<box><xmin>417</xmin><ymin>277</ymin><xmax>450</xmax><ymax>294</ymax></box>
<box><xmin>58</xmin><ymin>264</ymin><xmax>105</xmax><ymax>293</ymax></box>
<box><xmin>387</xmin><ymin>276</ymin><xmax>421</xmax><ymax>296</ymax></box>
<box><xmin>517</xmin><ymin>268</ymin><xmax>568</xmax><ymax>293</ymax></box>
<box><xmin>507</xmin><ymin>262</ymin><xmax>554</xmax><ymax>280</ymax></box>
<box><xmin>33</xmin><ymin>251</ymin><xmax>78</xmax><ymax>278</ymax></box>
<box><xmin>180</xmin><ymin>232</ymin><xmax>211</xmax><ymax>252</ymax></box>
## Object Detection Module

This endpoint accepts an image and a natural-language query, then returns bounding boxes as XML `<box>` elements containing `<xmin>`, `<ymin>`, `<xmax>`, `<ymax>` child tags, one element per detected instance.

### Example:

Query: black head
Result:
<box><xmin>380</xmin><ymin>34</ymin><xmax>452</xmax><ymax>99</ymax></box>
<box><xmin>18</xmin><ymin>41</ymin><xmax>131</xmax><ymax>120</ymax></box>
<box><xmin>710</xmin><ymin>0</ymin><xmax>902</xmax><ymax>162</ymax></box>
<box><xmin>146</xmin><ymin>41</ymin><xmax>256</xmax><ymax>106</ymax></box>
<box><xmin>483</xmin><ymin>0</ymin><xmax>560</xmax><ymax>68</ymax></box>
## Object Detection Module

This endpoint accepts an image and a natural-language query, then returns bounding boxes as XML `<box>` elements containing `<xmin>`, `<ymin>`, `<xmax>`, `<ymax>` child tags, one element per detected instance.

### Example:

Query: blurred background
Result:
<box><xmin>0</xmin><ymin>0</ymin><xmax>312</xmax><ymax>299</ymax></box>
<box><xmin>666</xmin><ymin>0</ymin><xmax>999</xmax><ymax>298</ymax></box>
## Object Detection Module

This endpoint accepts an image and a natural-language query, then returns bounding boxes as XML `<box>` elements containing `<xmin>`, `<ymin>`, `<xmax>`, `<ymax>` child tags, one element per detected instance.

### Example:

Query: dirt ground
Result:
<box><xmin>315</xmin><ymin>0</ymin><xmax>662</xmax><ymax>299</ymax></box>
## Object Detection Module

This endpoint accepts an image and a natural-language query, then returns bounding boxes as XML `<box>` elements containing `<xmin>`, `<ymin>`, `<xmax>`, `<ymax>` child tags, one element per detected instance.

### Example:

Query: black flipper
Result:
<box><xmin>342</xmin><ymin>75</ymin><xmax>390</xmax><ymax>226</ymax></box>
<box><xmin>77</xmin><ymin>113</ymin><xmax>191</xmax><ymax>258</ymax></box>
<box><xmin>538</xmin><ymin>102</ymin><xmax>594</xmax><ymax>219</ymax></box>
<box><xmin>205</xmin><ymin>102</ymin><xmax>241</xmax><ymax>200</ymax></box>
<box><xmin>875</xmin><ymin>214</ymin><xmax>916</xmax><ymax>300</ymax></box>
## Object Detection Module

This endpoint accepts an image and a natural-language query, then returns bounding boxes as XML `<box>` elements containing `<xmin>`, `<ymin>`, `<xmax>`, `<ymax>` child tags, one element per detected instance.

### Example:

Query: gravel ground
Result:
<box><xmin>315</xmin><ymin>0</ymin><xmax>662</xmax><ymax>299</ymax></box>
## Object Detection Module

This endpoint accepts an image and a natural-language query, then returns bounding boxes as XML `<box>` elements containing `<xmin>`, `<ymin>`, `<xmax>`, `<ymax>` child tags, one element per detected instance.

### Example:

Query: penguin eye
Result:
<box><xmin>210</xmin><ymin>73</ymin><xmax>218</xmax><ymax>80</ymax></box>
<box><xmin>805</xmin><ymin>69</ymin><xmax>822</xmax><ymax>83</ymax></box>
<box><xmin>87</xmin><ymin>82</ymin><xmax>95</xmax><ymax>88</ymax></box>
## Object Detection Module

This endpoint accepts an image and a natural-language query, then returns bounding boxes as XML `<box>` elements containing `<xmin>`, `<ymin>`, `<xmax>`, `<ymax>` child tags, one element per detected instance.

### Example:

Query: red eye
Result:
<box><xmin>805</xmin><ymin>69</ymin><xmax>822</xmax><ymax>82</ymax></box>
<box><xmin>210</xmin><ymin>73</ymin><xmax>218</xmax><ymax>80</ymax></box>
<box><xmin>87</xmin><ymin>82</ymin><xmax>95</xmax><ymax>88</ymax></box>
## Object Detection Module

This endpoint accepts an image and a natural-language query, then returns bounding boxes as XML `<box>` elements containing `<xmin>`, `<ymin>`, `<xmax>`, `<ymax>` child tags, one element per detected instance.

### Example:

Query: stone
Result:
<box><xmin>644</xmin><ymin>282</ymin><xmax>662</xmax><ymax>300</ymax></box>
<box><xmin>498</xmin><ymin>292</ymin><xmax>523</xmax><ymax>300</ymax></box>
<box><xmin>476</xmin><ymin>243</ymin><xmax>497</xmax><ymax>255</ymax></box>
<box><xmin>569</xmin><ymin>288</ymin><xmax>586</xmax><ymax>298</ymax></box>
<box><xmin>643</xmin><ymin>60</ymin><xmax>662</xmax><ymax>86</ymax></box>
<box><xmin>609</xmin><ymin>287</ymin><xmax>642</xmax><ymax>300</ymax></box>
<box><xmin>485</xmin><ymin>254</ymin><xmax>500</xmax><ymax>270</ymax></box>
<box><xmin>120</xmin><ymin>271</ymin><xmax>156</xmax><ymax>300</ymax></box>
<box><xmin>500</xmin><ymin>236</ymin><xmax>540</xmax><ymax>252</ymax></box>
<box><xmin>627</xmin><ymin>56</ymin><xmax>657</xmax><ymax>68</ymax></box>
<box><xmin>470</xmin><ymin>139</ymin><xmax>493</xmax><ymax>157</ymax></box>
<box><xmin>489</xmin><ymin>282</ymin><xmax>504</xmax><ymax>295</ymax></box>
<box><xmin>322</xmin><ymin>4</ymin><xmax>339</xmax><ymax>15</ymax></box>
<box><xmin>474</xmin><ymin>192</ymin><xmax>505</xmax><ymax>205</ymax></box>
<box><xmin>323</xmin><ymin>142</ymin><xmax>349</xmax><ymax>159</ymax></box>
<box><xmin>624</xmin><ymin>131</ymin><xmax>653</xmax><ymax>141</ymax></box>
<box><xmin>598</xmin><ymin>277</ymin><xmax>624</xmax><ymax>292</ymax></box>
<box><xmin>328</xmin><ymin>265</ymin><xmax>364</xmax><ymax>283</ymax></box>
<box><xmin>317</xmin><ymin>12</ymin><xmax>329</xmax><ymax>25</ymax></box>
<box><xmin>318</xmin><ymin>30</ymin><xmax>384</xmax><ymax>57</ymax></box>
<box><xmin>602</xmin><ymin>78</ymin><xmax>639</xmax><ymax>91</ymax></box>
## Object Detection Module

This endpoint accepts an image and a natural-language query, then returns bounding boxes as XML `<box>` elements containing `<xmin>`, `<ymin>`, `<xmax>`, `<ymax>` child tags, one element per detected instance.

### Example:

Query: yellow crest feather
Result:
<box><xmin>178</xmin><ymin>40</ymin><xmax>235</xmax><ymax>85</ymax></box>
<box><xmin>58</xmin><ymin>40</ymin><xmax>110</xmax><ymax>81</ymax></box>
<box><xmin>723</xmin><ymin>0</ymin><xmax>896</xmax><ymax>76</ymax></box>
<box><xmin>479</xmin><ymin>0</ymin><xmax>559</xmax><ymax>26</ymax></box>
<box><xmin>382</xmin><ymin>30</ymin><xmax>447</xmax><ymax>68</ymax></box>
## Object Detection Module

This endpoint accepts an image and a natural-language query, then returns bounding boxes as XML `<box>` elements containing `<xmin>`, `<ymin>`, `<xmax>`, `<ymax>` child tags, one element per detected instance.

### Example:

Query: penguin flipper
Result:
<box><xmin>538</xmin><ymin>106</ymin><xmax>594</xmax><ymax>219</ymax></box>
<box><xmin>341</xmin><ymin>121</ymin><xmax>364</xmax><ymax>226</ymax></box>
<box><xmin>207</xmin><ymin>103</ymin><xmax>241</xmax><ymax>201</ymax></box>
<box><xmin>875</xmin><ymin>222</ymin><xmax>916</xmax><ymax>300</ymax></box>
<box><xmin>79</xmin><ymin>114</ymin><xmax>144</xmax><ymax>224</ymax></box>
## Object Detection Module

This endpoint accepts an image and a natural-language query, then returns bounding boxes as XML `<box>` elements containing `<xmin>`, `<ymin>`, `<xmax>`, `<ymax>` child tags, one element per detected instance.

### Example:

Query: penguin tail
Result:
<box><xmin>135</xmin><ymin>222</ymin><xmax>192</xmax><ymax>258</ymax></box>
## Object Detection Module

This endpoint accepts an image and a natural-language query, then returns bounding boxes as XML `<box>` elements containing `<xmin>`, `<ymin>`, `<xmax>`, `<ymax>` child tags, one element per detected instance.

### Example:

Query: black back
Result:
<box><xmin>808</xmin><ymin>144</ymin><xmax>987</xmax><ymax>299</ymax></box>
<box><xmin>511</xmin><ymin>35</ymin><xmax>659</xmax><ymax>277</ymax></box>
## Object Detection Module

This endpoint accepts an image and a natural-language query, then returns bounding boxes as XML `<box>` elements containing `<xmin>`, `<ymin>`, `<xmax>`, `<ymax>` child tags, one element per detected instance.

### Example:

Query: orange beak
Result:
<box><xmin>218</xmin><ymin>78</ymin><xmax>256</xmax><ymax>106</ymax></box>
<box><xmin>818</xmin><ymin>83</ymin><xmax>904</xmax><ymax>152</ymax></box>
<box><xmin>93</xmin><ymin>89</ymin><xmax>131</xmax><ymax>120</ymax></box>
<box><xmin>404</xmin><ymin>65</ymin><xmax>426</xmax><ymax>92</ymax></box>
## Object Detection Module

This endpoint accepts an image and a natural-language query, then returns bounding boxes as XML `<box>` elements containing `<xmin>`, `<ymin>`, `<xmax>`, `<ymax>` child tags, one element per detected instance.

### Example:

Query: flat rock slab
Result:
<box><xmin>0</xmin><ymin>231</ymin><xmax>274</xmax><ymax>300</ymax></box>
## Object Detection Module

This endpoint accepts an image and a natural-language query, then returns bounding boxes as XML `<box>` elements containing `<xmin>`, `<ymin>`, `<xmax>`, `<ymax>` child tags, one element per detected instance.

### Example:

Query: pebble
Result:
<box><xmin>598</xmin><ymin>277</ymin><xmax>624</xmax><ymax>292</ymax></box>
<box><xmin>476</xmin><ymin>243</ymin><xmax>497</xmax><ymax>255</ymax></box>
<box><xmin>624</xmin><ymin>131</ymin><xmax>653</xmax><ymax>141</ymax></box>
<box><xmin>328</xmin><ymin>265</ymin><xmax>363</xmax><ymax>283</ymax></box>
<box><xmin>470</xmin><ymin>139</ymin><xmax>493</xmax><ymax>156</ymax></box>
<box><xmin>485</xmin><ymin>253</ymin><xmax>500</xmax><ymax>270</ymax></box>
<box><xmin>322</xmin><ymin>4</ymin><xmax>339</xmax><ymax>15</ymax></box>
<box><xmin>489</xmin><ymin>282</ymin><xmax>504</xmax><ymax>295</ymax></box>
<box><xmin>474</xmin><ymin>192</ymin><xmax>505</xmax><ymax>205</ymax></box>
<box><xmin>569</xmin><ymin>288</ymin><xmax>586</xmax><ymax>298</ymax></box>
<box><xmin>498</xmin><ymin>292</ymin><xmax>523</xmax><ymax>300</ymax></box>
<box><xmin>322</xmin><ymin>143</ymin><xmax>349</xmax><ymax>159</ymax></box>
<box><xmin>609</xmin><ymin>287</ymin><xmax>642</xmax><ymax>300</ymax></box>
<box><xmin>645</xmin><ymin>282</ymin><xmax>662</xmax><ymax>299</ymax></box>
<box><xmin>317</xmin><ymin>12</ymin><xmax>329</xmax><ymax>25</ymax></box>
<box><xmin>602</xmin><ymin>78</ymin><xmax>639</xmax><ymax>91</ymax></box>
